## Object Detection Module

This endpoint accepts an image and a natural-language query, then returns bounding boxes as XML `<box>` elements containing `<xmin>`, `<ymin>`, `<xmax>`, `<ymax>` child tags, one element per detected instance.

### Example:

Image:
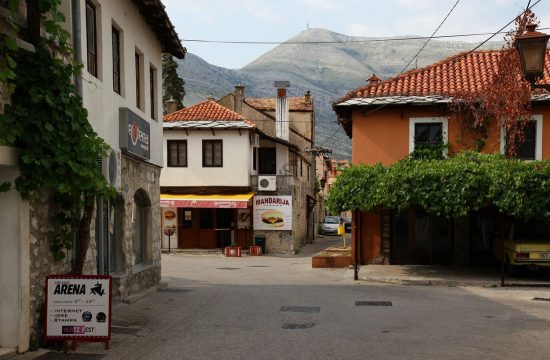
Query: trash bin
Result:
<box><xmin>254</xmin><ymin>235</ymin><xmax>266</xmax><ymax>254</ymax></box>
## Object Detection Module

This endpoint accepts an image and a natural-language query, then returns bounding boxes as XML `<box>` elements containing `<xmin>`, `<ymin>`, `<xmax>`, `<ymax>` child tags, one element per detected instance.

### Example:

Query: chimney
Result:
<box><xmin>274</xmin><ymin>81</ymin><xmax>290</xmax><ymax>141</ymax></box>
<box><xmin>165</xmin><ymin>98</ymin><xmax>178</xmax><ymax>114</ymax></box>
<box><xmin>234</xmin><ymin>84</ymin><xmax>244</xmax><ymax>114</ymax></box>
<box><xmin>304</xmin><ymin>90</ymin><xmax>312</xmax><ymax>106</ymax></box>
<box><xmin>366</xmin><ymin>74</ymin><xmax>381</xmax><ymax>85</ymax></box>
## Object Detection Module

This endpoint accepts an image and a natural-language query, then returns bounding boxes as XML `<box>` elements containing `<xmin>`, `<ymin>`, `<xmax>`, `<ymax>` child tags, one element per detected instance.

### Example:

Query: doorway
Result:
<box><xmin>390</xmin><ymin>208</ymin><xmax>452</xmax><ymax>265</ymax></box>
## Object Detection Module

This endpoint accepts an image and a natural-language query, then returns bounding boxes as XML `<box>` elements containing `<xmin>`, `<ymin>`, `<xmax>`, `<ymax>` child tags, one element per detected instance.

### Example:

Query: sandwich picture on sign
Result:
<box><xmin>261</xmin><ymin>210</ymin><xmax>285</xmax><ymax>227</ymax></box>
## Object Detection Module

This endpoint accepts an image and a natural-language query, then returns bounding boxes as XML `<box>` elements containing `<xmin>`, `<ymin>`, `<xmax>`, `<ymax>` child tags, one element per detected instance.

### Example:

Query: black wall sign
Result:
<box><xmin>119</xmin><ymin>107</ymin><xmax>150</xmax><ymax>160</ymax></box>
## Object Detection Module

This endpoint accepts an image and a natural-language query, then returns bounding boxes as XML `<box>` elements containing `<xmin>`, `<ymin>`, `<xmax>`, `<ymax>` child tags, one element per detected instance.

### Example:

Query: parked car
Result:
<box><xmin>344</xmin><ymin>217</ymin><xmax>352</xmax><ymax>233</ymax></box>
<box><xmin>493</xmin><ymin>220</ymin><xmax>550</xmax><ymax>276</ymax></box>
<box><xmin>320</xmin><ymin>216</ymin><xmax>340</xmax><ymax>235</ymax></box>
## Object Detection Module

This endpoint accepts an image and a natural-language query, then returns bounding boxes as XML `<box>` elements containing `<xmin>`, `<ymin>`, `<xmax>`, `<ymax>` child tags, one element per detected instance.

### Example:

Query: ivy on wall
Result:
<box><xmin>0</xmin><ymin>0</ymin><xmax>113</xmax><ymax>271</ymax></box>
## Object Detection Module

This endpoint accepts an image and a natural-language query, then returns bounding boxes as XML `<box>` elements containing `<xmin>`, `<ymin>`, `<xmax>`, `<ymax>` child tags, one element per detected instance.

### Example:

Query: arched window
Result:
<box><xmin>133</xmin><ymin>189</ymin><xmax>151</xmax><ymax>265</ymax></box>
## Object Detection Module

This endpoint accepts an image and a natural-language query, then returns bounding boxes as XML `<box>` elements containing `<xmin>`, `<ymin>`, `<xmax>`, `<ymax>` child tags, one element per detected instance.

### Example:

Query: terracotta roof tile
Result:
<box><xmin>164</xmin><ymin>100</ymin><xmax>253</xmax><ymax>126</ymax></box>
<box><xmin>336</xmin><ymin>49</ymin><xmax>550</xmax><ymax>104</ymax></box>
<box><xmin>245</xmin><ymin>97</ymin><xmax>313</xmax><ymax>111</ymax></box>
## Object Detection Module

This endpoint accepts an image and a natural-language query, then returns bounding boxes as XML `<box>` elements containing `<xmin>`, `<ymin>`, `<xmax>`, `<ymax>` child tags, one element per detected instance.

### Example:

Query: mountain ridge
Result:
<box><xmin>177</xmin><ymin>28</ymin><xmax>503</xmax><ymax>158</ymax></box>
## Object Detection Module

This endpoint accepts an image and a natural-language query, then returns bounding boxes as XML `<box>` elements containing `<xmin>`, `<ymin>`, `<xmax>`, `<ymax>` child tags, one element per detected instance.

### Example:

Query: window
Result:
<box><xmin>167</xmin><ymin>140</ymin><xmax>187</xmax><ymax>167</ymax></box>
<box><xmin>414</xmin><ymin>123</ymin><xmax>442</xmax><ymax>147</ymax></box>
<box><xmin>135</xmin><ymin>51</ymin><xmax>143</xmax><ymax>110</ymax></box>
<box><xmin>501</xmin><ymin>115</ymin><xmax>543</xmax><ymax>160</ymax></box>
<box><xmin>259</xmin><ymin>147</ymin><xmax>276</xmax><ymax>174</ymax></box>
<box><xmin>203</xmin><ymin>140</ymin><xmax>223</xmax><ymax>167</ymax></box>
<box><xmin>150</xmin><ymin>65</ymin><xmax>157</xmax><ymax>120</ymax></box>
<box><xmin>85</xmin><ymin>1</ymin><xmax>97</xmax><ymax>77</ymax></box>
<box><xmin>112</xmin><ymin>26</ymin><xmax>121</xmax><ymax>94</ymax></box>
<box><xmin>409</xmin><ymin>117</ymin><xmax>448</xmax><ymax>154</ymax></box>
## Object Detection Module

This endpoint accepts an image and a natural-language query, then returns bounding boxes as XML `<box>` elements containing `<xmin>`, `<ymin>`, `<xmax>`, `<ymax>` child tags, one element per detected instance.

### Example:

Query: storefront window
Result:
<box><xmin>199</xmin><ymin>208</ymin><xmax>214</xmax><ymax>229</ymax></box>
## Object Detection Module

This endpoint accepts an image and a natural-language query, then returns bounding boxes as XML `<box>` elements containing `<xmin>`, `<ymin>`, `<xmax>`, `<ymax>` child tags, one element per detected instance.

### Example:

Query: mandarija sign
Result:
<box><xmin>253</xmin><ymin>195</ymin><xmax>292</xmax><ymax>231</ymax></box>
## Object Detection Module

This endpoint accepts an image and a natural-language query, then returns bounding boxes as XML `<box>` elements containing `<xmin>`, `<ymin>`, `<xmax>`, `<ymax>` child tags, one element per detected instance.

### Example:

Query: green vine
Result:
<box><xmin>0</xmin><ymin>0</ymin><xmax>113</xmax><ymax>266</ymax></box>
<box><xmin>326</xmin><ymin>151</ymin><xmax>550</xmax><ymax>221</ymax></box>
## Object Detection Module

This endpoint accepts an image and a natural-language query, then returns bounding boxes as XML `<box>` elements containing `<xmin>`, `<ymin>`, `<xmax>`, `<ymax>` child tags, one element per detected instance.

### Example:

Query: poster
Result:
<box><xmin>45</xmin><ymin>275</ymin><xmax>111</xmax><ymax>339</ymax></box>
<box><xmin>162</xmin><ymin>207</ymin><xmax>178</xmax><ymax>249</ymax></box>
<box><xmin>253</xmin><ymin>196</ymin><xmax>292</xmax><ymax>231</ymax></box>
<box><xmin>238</xmin><ymin>208</ymin><xmax>251</xmax><ymax>229</ymax></box>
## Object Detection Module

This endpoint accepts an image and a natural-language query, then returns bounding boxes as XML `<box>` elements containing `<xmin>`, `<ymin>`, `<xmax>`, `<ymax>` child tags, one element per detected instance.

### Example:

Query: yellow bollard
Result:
<box><xmin>338</xmin><ymin>224</ymin><xmax>346</xmax><ymax>248</ymax></box>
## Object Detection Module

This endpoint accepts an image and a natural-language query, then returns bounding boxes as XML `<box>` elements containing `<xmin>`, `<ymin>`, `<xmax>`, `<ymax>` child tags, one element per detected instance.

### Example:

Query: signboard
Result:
<box><xmin>253</xmin><ymin>195</ymin><xmax>292</xmax><ymax>231</ymax></box>
<box><xmin>119</xmin><ymin>107</ymin><xmax>150</xmax><ymax>160</ymax></box>
<box><xmin>162</xmin><ymin>207</ymin><xmax>178</xmax><ymax>249</ymax></box>
<box><xmin>45</xmin><ymin>275</ymin><xmax>111</xmax><ymax>342</ymax></box>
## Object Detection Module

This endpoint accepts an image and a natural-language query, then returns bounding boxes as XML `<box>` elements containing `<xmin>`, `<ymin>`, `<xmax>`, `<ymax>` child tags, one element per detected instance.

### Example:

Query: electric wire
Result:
<box><xmin>323</xmin><ymin>0</ymin><xmax>543</xmax><ymax>148</ymax></box>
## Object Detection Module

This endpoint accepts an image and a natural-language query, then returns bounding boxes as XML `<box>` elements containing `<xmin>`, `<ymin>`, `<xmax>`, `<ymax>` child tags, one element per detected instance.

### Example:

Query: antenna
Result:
<box><xmin>307</xmin><ymin>21</ymin><xmax>310</xmax><ymax>30</ymax></box>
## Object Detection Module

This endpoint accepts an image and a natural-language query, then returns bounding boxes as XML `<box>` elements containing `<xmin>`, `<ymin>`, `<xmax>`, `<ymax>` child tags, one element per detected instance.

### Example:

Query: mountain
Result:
<box><xmin>177</xmin><ymin>28</ymin><xmax>502</xmax><ymax>159</ymax></box>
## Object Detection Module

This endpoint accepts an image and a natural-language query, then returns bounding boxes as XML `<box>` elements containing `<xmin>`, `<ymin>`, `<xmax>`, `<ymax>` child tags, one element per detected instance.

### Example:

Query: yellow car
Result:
<box><xmin>493</xmin><ymin>221</ymin><xmax>550</xmax><ymax>276</ymax></box>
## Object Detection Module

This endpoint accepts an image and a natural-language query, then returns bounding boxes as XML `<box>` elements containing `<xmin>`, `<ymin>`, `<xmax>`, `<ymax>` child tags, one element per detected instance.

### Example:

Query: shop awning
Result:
<box><xmin>160</xmin><ymin>193</ymin><xmax>255</xmax><ymax>208</ymax></box>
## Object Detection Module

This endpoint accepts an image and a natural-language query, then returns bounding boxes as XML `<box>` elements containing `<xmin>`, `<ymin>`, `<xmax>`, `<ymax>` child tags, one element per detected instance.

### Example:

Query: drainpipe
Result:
<box><xmin>71</xmin><ymin>0</ymin><xmax>83</xmax><ymax>97</ymax></box>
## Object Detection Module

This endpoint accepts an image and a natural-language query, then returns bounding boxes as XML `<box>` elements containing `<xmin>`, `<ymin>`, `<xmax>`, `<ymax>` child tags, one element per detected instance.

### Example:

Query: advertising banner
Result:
<box><xmin>162</xmin><ymin>207</ymin><xmax>178</xmax><ymax>249</ymax></box>
<box><xmin>253</xmin><ymin>195</ymin><xmax>292</xmax><ymax>231</ymax></box>
<box><xmin>45</xmin><ymin>275</ymin><xmax>111</xmax><ymax>341</ymax></box>
<box><xmin>119</xmin><ymin>107</ymin><xmax>150</xmax><ymax>160</ymax></box>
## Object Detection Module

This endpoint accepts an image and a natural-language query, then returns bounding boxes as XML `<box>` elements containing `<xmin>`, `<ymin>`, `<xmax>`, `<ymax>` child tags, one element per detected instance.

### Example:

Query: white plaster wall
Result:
<box><xmin>276</xmin><ymin>143</ymin><xmax>289</xmax><ymax>175</ymax></box>
<box><xmin>160</xmin><ymin>130</ymin><xmax>251</xmax><ymax>187</ymax></box>
<box><xmin>76</xmin><ymin>0</ymin><xmax>163</xmax><ymax>166</ymax></box>
<box><xmin>0</xmin><ymin>165</ymin><xmax>29</xmax><ymax>351</ymax></box>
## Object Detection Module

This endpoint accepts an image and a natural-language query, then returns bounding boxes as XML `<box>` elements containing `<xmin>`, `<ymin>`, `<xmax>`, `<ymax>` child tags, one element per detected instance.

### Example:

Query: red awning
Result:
<box><xmin>160</xmin><ymin>193</ymin><xmax>254</xmax><ymax>208</ymax></box>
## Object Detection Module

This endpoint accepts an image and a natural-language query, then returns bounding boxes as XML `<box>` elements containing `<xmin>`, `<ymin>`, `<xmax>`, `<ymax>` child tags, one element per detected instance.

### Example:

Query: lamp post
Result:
<box><xmin>515</xmin><ymin>23</ymin><xmax>550</xmax><ymax>90</ymax></box>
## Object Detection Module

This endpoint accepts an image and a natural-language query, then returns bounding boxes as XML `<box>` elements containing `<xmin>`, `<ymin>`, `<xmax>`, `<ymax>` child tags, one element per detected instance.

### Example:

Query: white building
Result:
<box><xmin>0</xmin><ymin>0</ymin><xmax>184</xmax><ymax>353</ymax></box>
<box><xmin>74</xmin><ymin>0</ymin><xmax>184</xmax><ymax>299</ymax></box>
<box><xmin>161</xmin><ymin>83</ymin><xmax>317</xmax><ymax>254</ymax></box>
<box><xmin>160</xmin><ymin>100</ymin><xmax>256</xmax><ymax>249</ymax></box>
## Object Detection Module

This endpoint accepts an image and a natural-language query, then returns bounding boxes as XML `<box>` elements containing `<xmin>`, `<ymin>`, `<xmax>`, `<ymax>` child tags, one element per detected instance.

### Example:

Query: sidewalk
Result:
<box><xmin>359</xmin><ymin>264</ymin><xmax>550</xmax><ymax>287</ymax></box>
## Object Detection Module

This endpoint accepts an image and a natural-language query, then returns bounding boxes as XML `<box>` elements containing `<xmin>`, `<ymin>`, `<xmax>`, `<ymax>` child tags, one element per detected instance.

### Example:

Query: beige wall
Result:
<box><xmin>161</xmin><ymin>129</ymin><xmax>252</xmax><ymax>188</ymax></box>
<box><xmin>74</xmin><ymin>0</ymin><xmax>163</xmax><ymax>166</ymax></box>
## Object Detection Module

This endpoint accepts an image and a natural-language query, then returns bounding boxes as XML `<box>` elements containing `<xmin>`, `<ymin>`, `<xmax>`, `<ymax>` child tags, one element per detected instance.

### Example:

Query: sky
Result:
<box><xmin>163</xmin><ymin>0</ymin><xmax>550</xmax><ymax>69</ymax></box>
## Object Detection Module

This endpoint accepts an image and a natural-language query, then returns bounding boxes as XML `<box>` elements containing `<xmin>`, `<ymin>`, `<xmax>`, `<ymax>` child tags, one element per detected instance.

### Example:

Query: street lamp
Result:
<box><xmin>515</xmin><ymin>23</ymin><xmax>550</xmax><ymax>90</ymax></box>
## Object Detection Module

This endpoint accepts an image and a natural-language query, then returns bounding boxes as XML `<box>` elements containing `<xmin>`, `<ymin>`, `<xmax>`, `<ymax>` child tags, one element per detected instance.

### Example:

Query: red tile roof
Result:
<box><xmin>164</xmin><ymin>100</ymin><xmax>252</xmax><ymax>124</ymax></box>
<box><xmin>245</xmin><ymin>97</ymin><xmax>313</xmax><ymax>111</ymax></box>
<box><xmin>336</xmin><ymin>49</ymin><xmax>550</xmax><ymax>103</ymax></box>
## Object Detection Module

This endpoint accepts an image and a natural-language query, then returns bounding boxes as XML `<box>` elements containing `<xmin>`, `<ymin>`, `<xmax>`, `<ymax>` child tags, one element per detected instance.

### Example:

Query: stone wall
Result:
<box><xmin>112</xmin><ymin>155</ymin><xmax>161</xmax><ymax>299</ymax></box>
<box><xmin>28</xmin><ymin>191</ymin><xmax>97</xmax><ymax>346</ymax></box>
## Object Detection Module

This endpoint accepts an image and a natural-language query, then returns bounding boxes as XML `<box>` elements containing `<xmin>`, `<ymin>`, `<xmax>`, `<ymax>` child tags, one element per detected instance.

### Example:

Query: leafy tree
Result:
<box><xmin>162</xmin><ymin>53</ymin><xmax>185</xmax><ymax>112</ymax></box>
<box><xmin>326</xmin><ymin>152</ymin><xmax>550</xmax><ymax>221</ymax></box>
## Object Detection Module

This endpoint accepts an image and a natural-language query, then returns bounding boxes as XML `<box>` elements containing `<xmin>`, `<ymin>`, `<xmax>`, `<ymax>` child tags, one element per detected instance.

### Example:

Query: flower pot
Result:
<box><xmin>249</xmin><ymin>245</ymin><xmax>262</xmax><ymax>256</ymax></box>
<box><xmin>224</xmin><ymin>246</ymin><xmax>241</xmax><ymax>257</ymax></box>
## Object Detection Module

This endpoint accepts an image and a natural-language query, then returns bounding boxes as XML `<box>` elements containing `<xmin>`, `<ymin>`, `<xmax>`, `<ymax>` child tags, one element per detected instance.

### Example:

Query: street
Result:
<box><xmin>14</xmin><ymin>236</ymin><xmax>550</xmax><ymax>360</ymax></box>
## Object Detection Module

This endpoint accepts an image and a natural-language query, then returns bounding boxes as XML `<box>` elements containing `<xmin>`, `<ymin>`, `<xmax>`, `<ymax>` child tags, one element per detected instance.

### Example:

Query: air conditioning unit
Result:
<box><xmin>102</xmin><ymin>148</ymin><xmax>122</xmax><ymax>190</ymax></box>
<box><xmin>258</xmin><ymin>175</ymin><xmax>276</xmax><ymax>191</ymax></box>
<box><xmin>250</xmin><ymin>133</ymin><xmax>260</xmax><ymax>147</ymax></box>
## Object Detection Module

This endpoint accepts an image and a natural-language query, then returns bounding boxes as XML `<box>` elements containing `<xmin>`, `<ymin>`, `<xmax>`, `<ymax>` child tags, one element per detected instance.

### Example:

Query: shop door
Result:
<box><xmin>391</xmin><ymin>208</ymin><xmax>451</xmax><ymax>265</ymax></box>
<box><xmin>391</xmin><ymin>210</ymin><xmax>411</xmax><ymax>264</ymax></box>
<box><xmin>216</xmin><ymin>209</ymin><xmax>234</xmax><ymax>248</ymax></box>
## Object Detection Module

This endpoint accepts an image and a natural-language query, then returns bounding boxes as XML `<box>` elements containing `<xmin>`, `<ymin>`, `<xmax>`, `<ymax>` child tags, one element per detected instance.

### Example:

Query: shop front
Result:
<box><xmin>160</xmin><ymin>193</ymin><xmax>255</xmax><ymax>249</ymax></box>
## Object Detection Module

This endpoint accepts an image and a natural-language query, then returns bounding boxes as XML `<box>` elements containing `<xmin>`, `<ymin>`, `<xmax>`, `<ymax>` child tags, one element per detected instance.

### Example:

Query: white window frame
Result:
<box><xmin>409</xmin><ymin>117</ymin><xmax>449</xmax><ymax>154</ymax></box>
<box><xmin>500</xmin><ymin>115</ymin><xmax>543</xmax><ymax>160</ymax></box>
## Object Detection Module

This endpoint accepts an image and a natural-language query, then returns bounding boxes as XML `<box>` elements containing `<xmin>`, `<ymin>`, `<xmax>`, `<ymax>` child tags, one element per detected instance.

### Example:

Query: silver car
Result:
<box><xmin>320</xmin><ymin>216</ymin><xmax>340</xmax><ymax>235</ymax></box>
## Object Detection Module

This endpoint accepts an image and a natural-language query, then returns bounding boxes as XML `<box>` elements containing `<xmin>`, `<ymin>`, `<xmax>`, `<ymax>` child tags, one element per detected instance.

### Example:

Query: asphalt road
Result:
<box><xmin>14</xmin><ymin>236</ymin><xmax>550</xmax><ymax>360</ymax></box>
